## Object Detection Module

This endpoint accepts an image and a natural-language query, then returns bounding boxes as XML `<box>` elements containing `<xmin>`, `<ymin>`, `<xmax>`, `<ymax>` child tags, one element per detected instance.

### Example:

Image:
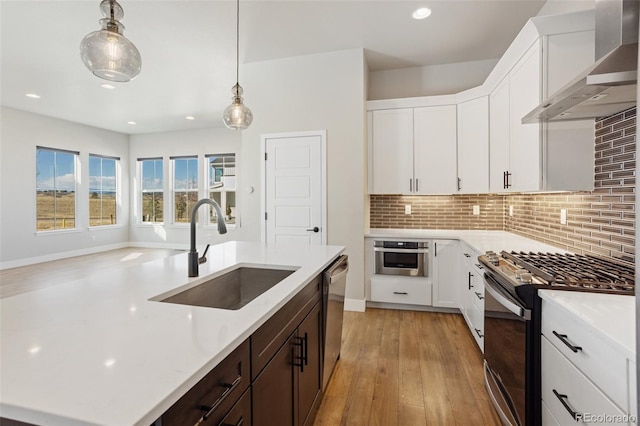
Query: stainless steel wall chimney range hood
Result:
<box><xmin>522</xmin><ymin>0</ymin><xmax>638</xmax><ymax>123</ymax></box>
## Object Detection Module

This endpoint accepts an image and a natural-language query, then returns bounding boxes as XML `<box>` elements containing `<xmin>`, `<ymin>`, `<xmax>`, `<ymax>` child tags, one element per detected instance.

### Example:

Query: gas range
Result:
<box><xmin>478</xmin><ymin>251</ymin><xmax>635</xmax><ymax>296</ymax></box>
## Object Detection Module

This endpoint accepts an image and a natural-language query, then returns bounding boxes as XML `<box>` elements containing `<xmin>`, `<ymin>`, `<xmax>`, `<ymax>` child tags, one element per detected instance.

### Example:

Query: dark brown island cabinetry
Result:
<box><xmin>160</xmin><ymin>275</ymin><xmax>323</xmax><ymax>426</ymax></box>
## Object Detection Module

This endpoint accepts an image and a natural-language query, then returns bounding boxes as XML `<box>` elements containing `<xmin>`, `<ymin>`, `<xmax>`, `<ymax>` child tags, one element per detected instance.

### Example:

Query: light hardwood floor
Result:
<box><xmin>314</xmin><ymin>308</ymin><xmax>501</xmax><ymax>426</ymax></box>
<box><xmin>0</xmin><ymin>248</ymin><xmax>182</xmax><ymax>299</ymax></box>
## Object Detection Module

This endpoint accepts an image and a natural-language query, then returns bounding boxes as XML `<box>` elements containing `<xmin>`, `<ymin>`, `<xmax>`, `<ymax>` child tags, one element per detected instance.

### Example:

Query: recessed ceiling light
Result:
<box><xmin>25</xmin><ymin>93</ymin><xmax>41</xmax><ymax>99</ymax></box>
<box><xmin>128</xmin><ymin>121</ymin><xmax>137</xmax><ymax>125</ymax></box>
<box><xmin>412</xmin><ymin>7</ymin><xmax>432</xmax><ymax>20</ymax></box>
<box><xmin>101</xmin><ymin>84</ymin><xmax>116</xmax><ymax>90</ymax></box>
<box><xmin>185</xmin><ymin>116</ymin><xmax>195</xmax><ymax>120</ymax></box>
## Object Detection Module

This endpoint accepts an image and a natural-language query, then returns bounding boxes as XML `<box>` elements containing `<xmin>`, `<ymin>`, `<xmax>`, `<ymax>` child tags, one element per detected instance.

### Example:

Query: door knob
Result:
<box><xmin>307</xmin><ymin>227</ymin><xmax>319</xmax><ymax>233</ymax></box>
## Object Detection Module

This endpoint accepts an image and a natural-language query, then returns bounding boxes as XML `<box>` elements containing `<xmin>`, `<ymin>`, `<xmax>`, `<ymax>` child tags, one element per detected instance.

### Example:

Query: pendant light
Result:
<box><xmin>80</xmin><ymin>0</ymin><xmax>141</xmax><ymax>82</ymax></box>
<box><xmin>223</xmin><ymin>0</ymin><xmax>253</xmax><ymax>130</ymax></box>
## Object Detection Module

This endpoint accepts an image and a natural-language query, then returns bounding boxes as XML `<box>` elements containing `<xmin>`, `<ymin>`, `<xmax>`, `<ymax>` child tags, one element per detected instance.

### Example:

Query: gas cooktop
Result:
<box><xmin>478</xmin><ymin>251</ymin><xmax>635</xmax><ymax>295</ymax></box>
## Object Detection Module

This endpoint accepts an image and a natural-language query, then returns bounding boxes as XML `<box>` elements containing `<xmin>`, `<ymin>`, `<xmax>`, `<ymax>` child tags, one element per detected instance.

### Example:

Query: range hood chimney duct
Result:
<box><xmin>522</xmin><ymin>0</ymin><xmax>638</xmax><ymax>123</ymax></box>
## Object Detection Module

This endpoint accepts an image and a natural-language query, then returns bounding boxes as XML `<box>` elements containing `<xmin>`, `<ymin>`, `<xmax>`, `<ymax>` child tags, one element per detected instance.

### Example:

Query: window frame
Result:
<box><xmin>170</xmin><ymin>156</ymin><xmax>200</xmax><ymax>225</ymax></box>
<box><xmin>205</xmin><ymin>153</ymin><xmax>238</xmax><ymax>229</ymax></box>
<box><xmin>88</xmin><ymin>153</ymin><xmax>120</xmax><ymax>228</ymax></box>
<box><xmin>35</xmin><ymin>146</ymin><xmax>79</xmax><ymax>233</ymax></box>
<box><xmin>138</xmin><ymin>157</ymin><xmax>165</xmax><ymax>225</ymax></box>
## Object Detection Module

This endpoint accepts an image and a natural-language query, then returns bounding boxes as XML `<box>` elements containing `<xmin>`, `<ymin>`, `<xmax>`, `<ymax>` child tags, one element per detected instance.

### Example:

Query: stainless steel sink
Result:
<box><xmin>154</xmin><ymin>266</ymin><xmax>297</xmax><ymax>310</ymax></box>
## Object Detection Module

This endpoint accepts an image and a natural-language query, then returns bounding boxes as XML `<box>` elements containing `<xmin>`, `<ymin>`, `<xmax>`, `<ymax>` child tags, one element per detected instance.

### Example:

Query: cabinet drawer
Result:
<box><xmin>542</xmin><ymin>300</ymin><xmax>628</xmax><ymax>411</ymax></box>
<box><xmin>162</xmin><ymin>339</ymin><xmax>250</xmax><ymax>426</ymax></box>
<box><xmin>470</xmin><ymin>304</ymin><xmax>484</xmax><ymax>351</ymax></box>
<box><xmin>370</xmin><ymin>275</ymin><xmax>431</xmax><ymax>305</ymax></box>
<box><xmin>542</xmin><ymin>337</ymin><xmax>627</xmax><ymax>425</ymax></box>
<box><xmin>219</xmin><ymin>387</ymin><xmax>251</xmax><ymax>426</ymax></box>
<box><xmin>251</xmin><ymin>276</ymin><xmax>321</xmax><ymax>380</ymax></box>
<box><xmin>472</xmin><ymin>278</ymin><xmax>484</xmax><ymax>312</ymax></box>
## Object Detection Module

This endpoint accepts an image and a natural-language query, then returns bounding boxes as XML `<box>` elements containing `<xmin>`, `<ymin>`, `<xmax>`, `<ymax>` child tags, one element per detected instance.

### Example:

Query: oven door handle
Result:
<box><xmin>373</xmin><ymin>248</ymin><xmax>429</xmax><ymax>254</ymax></box>
<box><xmin>484</xmin><ymin>275</ymin><xmax>531</xmax><ymax>321</ymax></box>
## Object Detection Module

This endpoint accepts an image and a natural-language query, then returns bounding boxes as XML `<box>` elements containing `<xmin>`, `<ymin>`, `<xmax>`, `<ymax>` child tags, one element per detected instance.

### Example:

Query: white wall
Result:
<box><xmin>243</xmin><ymin>49</ymin><xmax>367</xmax><ymax>308</ymax></box>
<box><xmin>0</xmin><ymin>107</ymin><xmax>130</xmax><ymax>267</ymax></box>
<box><xmin>537</xmin><ymin>0</ymin><xmax>595</xmax><ymax>17</ymax></box>
<box><xmin>368</xmin><ymin>58</ymin><xmax>499</xmax><ymax>100</ymax></box>
<box><xmin>128</xmin><ymin>127</ymin><xmax>242</xmax><ymax>250</ymax></box>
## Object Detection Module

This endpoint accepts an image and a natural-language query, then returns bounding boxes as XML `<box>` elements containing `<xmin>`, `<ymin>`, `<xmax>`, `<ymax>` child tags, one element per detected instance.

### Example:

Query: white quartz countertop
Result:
<box><xmin>0</xmin><ymin>241</ymin><xmax>344</xmax><ymax>426</ymax></box>
<box><xmin>539</xmin><ymin>289</ymin><xmax>636</xmax><ymax>360</ymax></box>
<box><xmin>366</xmin><ymin>229</ymin><xmax>566</xmax><ymax>254</ymax></box>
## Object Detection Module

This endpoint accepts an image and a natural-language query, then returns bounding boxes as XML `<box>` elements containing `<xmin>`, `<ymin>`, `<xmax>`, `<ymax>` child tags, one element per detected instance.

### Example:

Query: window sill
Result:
<box><xmin>136</xmin><ymin>222</ymin><xmax>165</xmax><ymax>227</ymax></box>
<box><xmin>88</xmin><ymin>224</ymin><xmax>124</xmax><ymax>231</ymax></box>
<box><xmin>35</xmin><ymin>228</ymin><xmax>83</xmax><ymax>236</ymax></box>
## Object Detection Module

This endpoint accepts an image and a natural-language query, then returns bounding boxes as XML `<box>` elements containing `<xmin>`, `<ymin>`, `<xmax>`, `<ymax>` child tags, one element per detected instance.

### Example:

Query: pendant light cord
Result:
<box><xmin>235</xmin><ymin>0</ymin><xmax>240</xmax><ymax>85</ymax></box>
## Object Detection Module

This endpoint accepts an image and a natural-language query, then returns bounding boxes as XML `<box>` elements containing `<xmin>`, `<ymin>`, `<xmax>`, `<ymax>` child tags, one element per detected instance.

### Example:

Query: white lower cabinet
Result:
<box><xmin>370</xmin><ymin>275</ymin><xmax>432</xmax><ymax>306</ymax></box>
<box><xmin>432</xmin><ymin>239</ymin><xmax>459</xmax><ymax>308</ymax></box>
<box><xmin>542</xmin><ymin>400</ymin><xmax>561</xmax><ymax>426</ymax></box>
<box><xmin>541</xmin><ymin>299</ymin><xmax>635</xmax><ymax>425</ymax></box>
<box><xmin>459</xmin><ymin>244</ymin><xmax>485</xmax><ymax>352</ymax></box>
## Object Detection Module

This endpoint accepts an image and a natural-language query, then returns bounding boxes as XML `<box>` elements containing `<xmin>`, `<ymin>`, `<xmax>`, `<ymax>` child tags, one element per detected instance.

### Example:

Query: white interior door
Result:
<box><xmin>263</xmin><ymin>131</ymin><xmax>325</xmax><ymax>245</ymax></box>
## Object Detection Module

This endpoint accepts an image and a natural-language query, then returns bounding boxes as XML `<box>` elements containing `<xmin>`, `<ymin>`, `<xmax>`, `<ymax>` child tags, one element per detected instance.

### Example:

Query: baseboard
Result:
<box><xmin>0</xmin><ymin>243</ymin><xmax>129</xmax><ymax>270</ymax></box>
<box><xmin>344</xmin><ymin>298</ymin><xmax>366</xmax><ymax>312</ymax></box>
<box><xmin>367</xmin><ymin>300</ymin><xmax>461</xmax><ymax>314</ymax></box>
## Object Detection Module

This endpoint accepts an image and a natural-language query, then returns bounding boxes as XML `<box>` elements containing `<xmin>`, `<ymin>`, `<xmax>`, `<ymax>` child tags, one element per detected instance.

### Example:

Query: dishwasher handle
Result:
<box><xmin>325</xmin><ymin>255</ymin><xmax>349</xmax><ymax>284</ymax></box>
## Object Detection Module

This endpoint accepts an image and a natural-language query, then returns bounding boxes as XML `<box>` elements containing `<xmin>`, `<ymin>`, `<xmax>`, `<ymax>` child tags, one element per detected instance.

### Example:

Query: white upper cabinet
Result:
<box><xmin>414</xmin><ymin>105</ymin><xmax>458</xmax><ymax>194</ymax></box>
<box><xmin>370</xmin><ymin>108</ymin><xmax>414</xmax><ymax>194</ymax></box>
<box><xmin>489</xmin><ymin>77</ymin><xmax>511</xmax><ymax>192</ymax></box>
<box><xmin>368</xmin><ymin>105</ymin><xmax>457</xmax><ymax>195</ymax></box>
<box><xmin>457</xmin><ymin>96</ymin><xmax>489</xmax><ymax>194</ymax></box>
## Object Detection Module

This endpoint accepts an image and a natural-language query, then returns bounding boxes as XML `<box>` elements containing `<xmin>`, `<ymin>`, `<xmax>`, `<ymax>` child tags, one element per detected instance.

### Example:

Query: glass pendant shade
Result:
<box><xmin>223</xmin><ymin>83</ymin><xmax>253</xmax><ymax>130</ymax></box>
<box><xmin>80</xmin><ymin>0</ymin><xmax>141</xmax><ymax>82</ymax></box>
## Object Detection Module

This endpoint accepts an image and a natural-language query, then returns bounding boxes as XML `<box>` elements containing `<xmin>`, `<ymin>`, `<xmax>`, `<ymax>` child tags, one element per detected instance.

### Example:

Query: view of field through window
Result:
<box><xmin>89</xmin><ymin>155</ymin><xmax>117</xmax><ymax>226</ymax></box>
<box><xmin>141</xmin><ymin>158</ymin><xmax>164</xmax><ymax>223</ymax></box>
<box><xmin>173</xmin><ymin>157</ymin><xmax>198</xmax><ymax>223</ymax></box>
<box><xmin>36</xmin><ymin>147</ymin><xmax>77</xmax><ymax>230</ymax></box>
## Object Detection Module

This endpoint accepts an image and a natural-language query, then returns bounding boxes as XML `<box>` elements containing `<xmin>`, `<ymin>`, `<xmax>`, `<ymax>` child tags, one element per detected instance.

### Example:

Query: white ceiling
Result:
<box><xmin>1</xmin><ymin>0</ymin><xmax>553</xmax><ymax>134</ymax></box>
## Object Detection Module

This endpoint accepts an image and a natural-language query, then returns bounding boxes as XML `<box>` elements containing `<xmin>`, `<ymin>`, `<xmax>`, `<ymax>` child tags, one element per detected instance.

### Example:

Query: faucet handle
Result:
<box><xmin>198</xmin><ymin>244</ymin><xmax>210</xmax><ymax>264</ymax></box>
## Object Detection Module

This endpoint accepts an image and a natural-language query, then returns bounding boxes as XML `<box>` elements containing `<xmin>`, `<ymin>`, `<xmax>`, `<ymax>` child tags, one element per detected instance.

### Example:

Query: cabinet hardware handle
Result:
<box><xmin>303</xmin><ymin>332</ymin><xmax>309</xmax><ymax>366</ymax></box>
<box><xmin>415</xmin><ymin>178</ymin><xmax>419</xmax><ymax>192</ymax></box>
<box><xmin>410</xmin><ymin>179</ymin><xmax>413</xmax><ymax>192</ymax></box>
<box><xmin>552</xmin><ymin>331</ymin><xmax>583</xmax><ymax>353</ymax></box>
<box><xmin>468</xmin><ymin>272</ymin><xmax>474</xmax><ymax>290</ymax></box>
<box><xmin>503</xmin><ymin>171</ymin><xmax>507</xmax><ymax>189</ymax></box>
<box><xmin>434</xmin><ymin>242</ymin><xmax>437</xmax><ymax>257</ymax></box>
<box><xmin>393</xmin><ymin>291</ymin><xmax>408</xmax><ymax>295</ymax></box>
<box><xmin>475</xmin><ymin>263</ymin><xmax>483</xmax><ymax>269</ymax></box>
<box><xmin>200</xmin><ymin>375</ymin><xmax>242</xmax><ymax>421</ymax></box>
<box><xmin>221</xmin><ymin>418</ymin><xmax>244</xmax><ymax>426</ymax></box>
<box><xmin>475</xmin><ymin>292</ymin><xmax>484</xmax><ymax>300</ymax></box>
<box><xmin>292</xmin><ymin>337</ymin><xmax>305</xmax><ymax>372</ymax></box>
<box><xmin>457</xmin><ymin>177</ymin><xmax>461</xmax><ymax>191</ymax></box>
<box><xmin>464</xmin><ymin>253</ymin><xmax>470</xmax><ymax>258</ymax></box>
<box><xmin>505</xmin><ymin>171</ymin><xmax>512</xmax><ymax>188</ymax></box>
<box><xmin>553</xmin><ymin>389</ymin><xmax>580</xmax><ymax>421</ymax></box>
<box><xmin>474</xmin><ymin>328</ymin><xmax>484</xmax><ymax>338</ymax></box>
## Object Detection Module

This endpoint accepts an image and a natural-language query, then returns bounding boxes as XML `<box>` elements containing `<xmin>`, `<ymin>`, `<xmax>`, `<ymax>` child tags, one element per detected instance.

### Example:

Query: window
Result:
<box><xmin>36</xmin><ymin>147</ymin><xmax>78</xmax><ymax>231</ymax></box>
<box><xmin>139</xmin><ymin>158</ymin><xmax>164</xmax><ymax>223</ymax></box>
<box><xmin>89</xmin><ymin>154</ymin><xmax>118</xmax><ymax>226</ymax></box>
<box><xmin>172</xmin><ymin>156</ymin><xmax>199</xmax><ymax>223</ymax></box>
<box><xmin>206</xmin><ymin>154</ymin><xmax>236</xmax><ymax>226</ymax></box>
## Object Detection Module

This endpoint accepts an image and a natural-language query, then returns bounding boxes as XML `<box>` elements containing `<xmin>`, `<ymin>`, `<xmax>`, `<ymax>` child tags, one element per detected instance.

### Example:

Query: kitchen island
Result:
<box><xmin>0</xmin><ymin>241</ymin><xmax>344</xmax><ymax>426</ymax></box>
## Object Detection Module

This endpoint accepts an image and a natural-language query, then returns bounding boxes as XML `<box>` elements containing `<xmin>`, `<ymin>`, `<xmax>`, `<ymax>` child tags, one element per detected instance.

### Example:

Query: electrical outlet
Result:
<box><xmin>473</xmin><ymin>205</ymin><xmax>480</xmax><ymax>215</ymax></box>
<box><xmin>509</xmin><ymin>205</ymin><xmax>514</xmax><ymax>216</ymax></box>
<box><xmin>405</xmin><ymin>205</ymin><xmax>411</xmax><ymax>215</ymax></box>
<box><xmin>560</xmin><ymin>209</ymin><xmax>567</xmax><ymax>225</ymax></box>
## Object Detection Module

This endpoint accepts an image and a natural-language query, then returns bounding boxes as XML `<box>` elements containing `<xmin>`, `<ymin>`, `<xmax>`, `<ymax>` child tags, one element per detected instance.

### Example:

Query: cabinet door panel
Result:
<box><xmin>252</xmin><ymin>336</ymin><xmax>295</xmax><ymax>426</ymax></box>
<box><xmin>371</xmin><ymin>108</ymin><xmax>414</xmax><ymax>194</ymax></box>
<box><xmin>432</xmin><ymin>239</ymin><xmax>459</xmax><ymax>308</ymax></box>
<box><xmin>489</xmin><ymin>78</ymin><xmax>510</xmax><ymax>192</ymax></box>
<box><xmin>457</xmin><ymin>97</ymin><xmax>489</xmax><ymax>193</ymax></box>
<box><xmin>508</xmin><ymin>41</ymin><xmax>542</xmax><ymax>192</ymax></box>
<box><xmin>414</xmin><ymin>105</ymin><xmax>458</xmax><ymax>194</ymax></box>
<box><xmin>298</xmin><ymin>303</ymin><xmax>322</xmax><ymax>426</ymax></box>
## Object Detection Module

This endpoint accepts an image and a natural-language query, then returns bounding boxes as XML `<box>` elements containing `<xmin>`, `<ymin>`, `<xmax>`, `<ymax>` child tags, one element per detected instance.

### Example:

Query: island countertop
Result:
<box><xmin>0</xmin><ymin>241</ymin><xmax>345</xmax><ymax>426</ymax></box>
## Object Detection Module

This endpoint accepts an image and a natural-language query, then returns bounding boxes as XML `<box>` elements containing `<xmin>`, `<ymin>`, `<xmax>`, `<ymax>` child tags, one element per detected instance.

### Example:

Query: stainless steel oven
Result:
<box><xmin>373</xmin><ymin>240</ymin><xmax>428</xmax><ymax>277</ymax></box>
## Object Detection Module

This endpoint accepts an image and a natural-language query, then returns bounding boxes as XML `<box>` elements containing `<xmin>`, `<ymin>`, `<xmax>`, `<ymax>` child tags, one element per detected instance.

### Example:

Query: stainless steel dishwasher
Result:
<box><xmin>322</xmin><ymin>254</ymin><xmax>349</xmax><ymax>390</ymax></box>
